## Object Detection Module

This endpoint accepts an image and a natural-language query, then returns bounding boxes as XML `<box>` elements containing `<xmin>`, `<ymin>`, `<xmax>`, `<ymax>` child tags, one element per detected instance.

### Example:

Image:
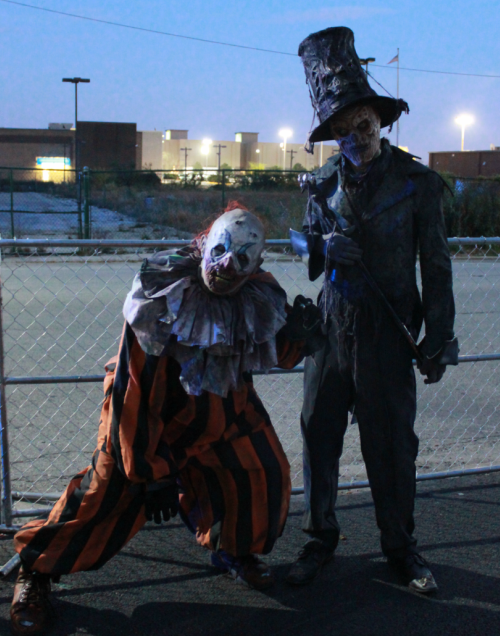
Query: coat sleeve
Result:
<box><xmin>415</xmin><ymin>172</ymin><xmax>456</xmax><ymax>358</ymax></box>
<box><xmin>274</xmin><ymin>299</ymin><xmax>325</xmax><ymax>368</ymax></box>
<box><xmin>300</xmin><ymin>198</ymin><xmax>334</xmax><ymax>282</ymax></box>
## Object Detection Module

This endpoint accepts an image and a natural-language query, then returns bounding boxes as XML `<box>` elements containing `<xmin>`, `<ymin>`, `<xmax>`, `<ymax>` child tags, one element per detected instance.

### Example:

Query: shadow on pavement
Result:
<box><xmin>1</xmin><ymin>473</ymin><xmax>500</xmax><ymax>636</ymax></box>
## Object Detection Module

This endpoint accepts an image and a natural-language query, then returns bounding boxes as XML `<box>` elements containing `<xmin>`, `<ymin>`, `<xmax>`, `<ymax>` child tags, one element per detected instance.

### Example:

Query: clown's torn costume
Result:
<box><xmin>11</xmin><ymin>209</ymin><xmax>320</xmax><ymax>636</ymax></box>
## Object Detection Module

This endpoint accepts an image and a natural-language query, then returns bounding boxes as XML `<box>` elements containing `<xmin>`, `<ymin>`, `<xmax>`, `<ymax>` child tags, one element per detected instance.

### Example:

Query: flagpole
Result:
<box><xmin>396</xmin><ymin>47</ymin><xmax>400</xmax><ymax>147</ymax></box>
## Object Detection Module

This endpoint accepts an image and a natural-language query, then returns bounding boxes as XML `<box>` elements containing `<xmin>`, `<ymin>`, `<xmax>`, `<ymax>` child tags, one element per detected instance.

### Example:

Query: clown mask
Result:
<box><xmin>200</xmin><ymin>209</ymin><xmax>265</xmax><ymax>295</ymax></box>
<box><xmin>329</xmin><ymin>104</ymin><xmax>381</xmax><ymax>170</ymax></box>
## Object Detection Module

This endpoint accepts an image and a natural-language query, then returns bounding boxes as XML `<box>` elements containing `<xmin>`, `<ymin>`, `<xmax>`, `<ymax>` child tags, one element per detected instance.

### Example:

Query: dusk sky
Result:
<box><xmin>1</xmin><ymin>0</ymin><xmax>499</xmax><ymax>164</ymax></box>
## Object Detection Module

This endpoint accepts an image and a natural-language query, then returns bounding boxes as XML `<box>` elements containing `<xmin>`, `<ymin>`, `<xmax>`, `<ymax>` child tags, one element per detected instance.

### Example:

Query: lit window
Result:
<box><xmin>36</xmin><ymin>157</ymin><xmax>71</xmax><ymax>169</ymax></box>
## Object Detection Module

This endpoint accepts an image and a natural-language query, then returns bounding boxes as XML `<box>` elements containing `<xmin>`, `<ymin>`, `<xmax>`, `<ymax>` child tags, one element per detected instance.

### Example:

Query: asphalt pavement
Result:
<box><xmin>1</xmin><ymin>472</ymin><xmax>500</xmax><ymax>636</ymax></box>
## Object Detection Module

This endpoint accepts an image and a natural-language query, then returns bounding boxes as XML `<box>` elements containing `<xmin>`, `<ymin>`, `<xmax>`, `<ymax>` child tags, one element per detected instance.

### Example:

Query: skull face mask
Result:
<box><xmin>201</xmin><ymin>209</ymin><xmax>265</xmax><ymax>295</ymax></box>
<box><xmin>329</xmin><ymin>104</ymin><xmax>381</xmax><ymax>170</ymax></box>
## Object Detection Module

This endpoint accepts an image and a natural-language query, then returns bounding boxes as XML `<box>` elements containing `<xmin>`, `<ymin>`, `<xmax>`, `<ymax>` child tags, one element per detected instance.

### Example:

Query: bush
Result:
<box><xmin>440</xmin><ymin>173</ymin><xmax>500</xmax><ymax>237</ymax></box>
<box><xmin>114</xmin><ymin>171</ymin><xmax>162</xmax><ymax>188</ymax></box>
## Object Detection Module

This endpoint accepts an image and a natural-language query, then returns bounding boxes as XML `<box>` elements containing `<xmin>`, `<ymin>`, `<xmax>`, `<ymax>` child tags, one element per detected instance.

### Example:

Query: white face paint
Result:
<box><xmin>329</xmin><ymin>104</ymin><xmax>381</xmax><ymax>170</ymax></box>
<box><xmin>201</xmin><ymin>209</ymin><xmax>265</xmax><ymax>295</ymax></box>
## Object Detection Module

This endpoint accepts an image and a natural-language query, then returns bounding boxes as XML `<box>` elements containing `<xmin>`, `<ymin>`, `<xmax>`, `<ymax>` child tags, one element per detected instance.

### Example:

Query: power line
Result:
<box><xmin>0</xmin><ymin>0</ymin><xmax>295</xmax><ymax>56</ymax></box>
<box><xmin>1</xmin><ymin>0</ymin><xmax>500</xmax><ymax>79</ymax></box>
<box><xmin>371</xmin><ymin>63</ymin><xmax>500</xmax><ymax>79</ymax></box>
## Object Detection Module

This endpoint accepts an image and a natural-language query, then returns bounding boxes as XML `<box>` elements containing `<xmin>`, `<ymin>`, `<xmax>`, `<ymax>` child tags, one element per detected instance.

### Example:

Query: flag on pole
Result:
<box><xmin>387</xmin><ymin>53</ymin><xmax>399</xmax><ymax>64</ymax></box>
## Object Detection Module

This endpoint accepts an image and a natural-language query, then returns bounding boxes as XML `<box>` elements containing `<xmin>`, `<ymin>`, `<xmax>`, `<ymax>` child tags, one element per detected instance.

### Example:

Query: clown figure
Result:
<box><xmin>10</xmin><ymin>203</ymin><xmax>322</xmax><ymax>636</ymax></box>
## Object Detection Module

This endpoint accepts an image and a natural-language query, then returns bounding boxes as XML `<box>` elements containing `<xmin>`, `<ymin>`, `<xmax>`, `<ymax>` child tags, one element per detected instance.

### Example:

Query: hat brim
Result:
<box><xmin>309</xmin><ymin>96</ymin><xmax>405</xmax><ymax>143</ymax></box>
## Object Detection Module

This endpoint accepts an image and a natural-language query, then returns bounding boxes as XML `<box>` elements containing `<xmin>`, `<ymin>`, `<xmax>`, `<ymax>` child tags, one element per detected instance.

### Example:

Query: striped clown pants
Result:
<box><xmin>14</xmin><ymin>325</ymin><xmax>291</xmax><ymax>576</ymax></box>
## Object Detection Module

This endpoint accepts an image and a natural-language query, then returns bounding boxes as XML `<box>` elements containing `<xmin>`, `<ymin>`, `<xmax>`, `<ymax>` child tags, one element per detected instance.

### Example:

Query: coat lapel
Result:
<box><xmin>364</xmin><ymin>166</ymin><xmax>416</xmax><ymax>221</ymax></box>
<box><xmin>326</xmin><ymin>186</ymin><xmax>351</xmax><ymax>229</ymax></box>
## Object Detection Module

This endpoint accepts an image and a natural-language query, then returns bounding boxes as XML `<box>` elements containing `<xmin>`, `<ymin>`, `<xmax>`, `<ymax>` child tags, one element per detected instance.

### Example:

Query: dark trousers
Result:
<box><xmin>301</xmin><ymin>303</ymin><xmax>419</xmax><ymax>559</ymax></box>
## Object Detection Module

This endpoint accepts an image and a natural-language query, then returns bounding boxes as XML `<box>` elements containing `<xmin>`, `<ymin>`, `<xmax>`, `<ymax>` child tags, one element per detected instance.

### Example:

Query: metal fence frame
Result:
<box><xmin>1</xmin><ymin>236</ymin><xmax>500</xmax><ymax>534</ymax></box>
<box><xmin>0</xmin><ymin>166</ymin><xmax>307</xmax><ymax>241</ymax></box>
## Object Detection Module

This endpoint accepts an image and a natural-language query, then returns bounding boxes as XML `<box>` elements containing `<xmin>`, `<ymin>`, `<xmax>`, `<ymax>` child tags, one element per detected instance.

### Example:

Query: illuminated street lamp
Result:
<box><xmin>279</xmin><ymin>128</ymin><xmax>292</xmax><ymax>170</ymax></box>
<box><xmin>201</xmin><ymin>138</ymin><xmax>213</xmax><ymax>168</ymax></box>
<box><xmin>455</xmin><ymin>114</ymin><xmax>474</xmax><ymax>152</ymax></box>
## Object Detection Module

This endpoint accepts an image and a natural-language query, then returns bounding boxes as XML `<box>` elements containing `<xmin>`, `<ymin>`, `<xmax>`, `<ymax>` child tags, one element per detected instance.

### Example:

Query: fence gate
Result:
<box><xmin>1</xmin><ymin>238</ymin><xmax>500</xmax><ymax>534</ymax></box>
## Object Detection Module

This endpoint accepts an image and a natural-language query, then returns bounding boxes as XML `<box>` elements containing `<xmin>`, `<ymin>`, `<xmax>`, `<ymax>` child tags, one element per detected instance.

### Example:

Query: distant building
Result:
<box><xmin>78</xmin><ymin>121</ymin><xmax>137</xmax><ymax>170</ymax></box>
<box><xmin>0</xmin><ymin>124</ymin><xmax>339</xmax><ymax>179</ymax></box>
<box><xmin>136</xmin><ymin>131</ymin><xmax>163</xmax><ymax>170</ymax></box>
<box><xmin>165</xmin><ymin>129</ymin><xmax>188</xmax><ymax>140</ymax></box>
<box><xmin>0</xmin><ymin>127</ymin><xmax>74</xmax><ymax>182</ymax></box>
<box><xmin>161</xmin><ymin>130</ymin><xmax>338</xmax><ymax>171</ymax></box>
<box><xmin>429</xmin><ymin>150</ymin><xmax>500</xmax><ymax>178</ymax></box>
<box><xmin>0</xmin><ymin>122</ymin><xmax>138</xmax><ymax>180</ymax></box>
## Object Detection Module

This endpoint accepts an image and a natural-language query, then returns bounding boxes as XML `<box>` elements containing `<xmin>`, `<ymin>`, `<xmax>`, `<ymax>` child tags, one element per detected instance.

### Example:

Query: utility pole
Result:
<box><xmin>396</xmin><ymin>48</ymin><xmax>400</xmax><ymax>147</ymax></box>
<box><xmin>180</xmin><ymin>147</ymin><xmax>191</xmax><ymax>181</ymax></box>
<box><xmin>287</xmin><ymin>148</ymin><xmax>297</xmax><ymax>169</ymax></box>
<box><xmin>213</xmin><ymin>144</ymin><xmax>227</xmax><ymax>171</ymax></box>
<box><xmin>62</xmin><ymin>77</ymin><xmax>90</xmax><ymax>174</ymax></box>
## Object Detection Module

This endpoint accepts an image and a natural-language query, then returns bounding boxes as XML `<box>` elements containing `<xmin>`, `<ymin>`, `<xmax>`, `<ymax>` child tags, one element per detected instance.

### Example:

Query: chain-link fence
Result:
<box><xmin>0</xmin><ymin>168</ymin><xmax>84</xmax><ymax>240</ymax></box>
<box><xmin>1</xmin><ymin>237</ymin><xmax>500</xmax><ymax>532</ymax></box>
<box><xmin>0</xmin><ymin>167</ymin><xmax>308</xmax><ymax>242</ymax></box>
<box><xmin>2</xmin><ymin>166</ymin><xmax>500</xmax><ymax>242</ymax></box>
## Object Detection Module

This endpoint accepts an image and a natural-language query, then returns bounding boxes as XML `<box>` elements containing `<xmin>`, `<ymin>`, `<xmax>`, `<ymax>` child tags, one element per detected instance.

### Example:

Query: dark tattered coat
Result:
<box><xmin>302</xmin><ymin>142</ymin><xmax>455</xmax><ymax>357</ymax></box>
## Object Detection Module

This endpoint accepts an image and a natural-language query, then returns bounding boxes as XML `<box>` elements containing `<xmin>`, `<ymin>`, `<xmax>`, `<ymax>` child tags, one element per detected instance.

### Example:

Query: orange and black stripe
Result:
<box><xmin>15</xmin><ymin>322</ymin><xmax>296</xmax><ymax>574</ymax></box>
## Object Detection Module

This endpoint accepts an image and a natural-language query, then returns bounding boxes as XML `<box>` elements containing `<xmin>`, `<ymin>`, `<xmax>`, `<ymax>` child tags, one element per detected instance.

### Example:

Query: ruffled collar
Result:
<box><xmin>123</xmin><ymin>242</ymin><xmax>287</xmax><ymax>397</ymax></box>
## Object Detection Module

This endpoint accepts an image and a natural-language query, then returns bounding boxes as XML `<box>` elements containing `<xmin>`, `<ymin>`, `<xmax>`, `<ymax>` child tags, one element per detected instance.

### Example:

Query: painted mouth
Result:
<box><xmin>214</xmin><ymin>273</ymin><xmax>234</xmax><ymax>283</ymax></box>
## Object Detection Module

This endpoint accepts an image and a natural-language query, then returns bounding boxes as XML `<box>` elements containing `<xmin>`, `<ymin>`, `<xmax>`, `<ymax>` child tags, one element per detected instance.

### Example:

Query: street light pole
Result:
<box><xmin>62</xmin><ymin>77</ymin><xmax>90</xmax><ymax>174</ymax></box>
<box><xmin>359</xmin><ymin>57</ymin><xmax>376</xmax><ymax>74</ymax></box>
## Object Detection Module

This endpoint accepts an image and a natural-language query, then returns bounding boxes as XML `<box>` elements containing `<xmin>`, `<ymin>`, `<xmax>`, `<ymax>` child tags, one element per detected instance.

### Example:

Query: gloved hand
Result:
<box><xmin>417</xmin><ymin>357</ymin><xmax>446</xmax><ymax>384</ymax></box>
<box><xmin>416</xmin><ymin>336</ymin><xmax>458</xmax><ymax>384</ymax></box>
<box><xmin>144</xmin><ymin>479</ymin><xmax>179</xmax><ymax>524</ymax></box>
<box><xmin>325</xmin><ymin>227</ymin><xmax>363</xmax><ymax>266</ymax></box>
<box><xmin>285</xmin><ymin>295</ymin><xmax>322</xmax><ymax>341</ymax></box>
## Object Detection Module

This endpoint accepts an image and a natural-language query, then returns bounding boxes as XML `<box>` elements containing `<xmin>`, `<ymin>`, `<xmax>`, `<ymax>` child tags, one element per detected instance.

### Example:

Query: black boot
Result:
<box><xmin>388</xmin><ymin>553</ymin><xmax>438</xmax><ymax>593</ymax></box>
<box><xmin>286</xmin><ymin>539</ymin><xmax>334</xmax><ymax>585</ymax></box>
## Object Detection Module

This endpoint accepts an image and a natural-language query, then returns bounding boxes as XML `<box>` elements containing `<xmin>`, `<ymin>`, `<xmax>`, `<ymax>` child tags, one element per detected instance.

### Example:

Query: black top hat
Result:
<box><xmin>299</xmin><ymin>27</ymin><xmax>408</xmax><ymax>143</ymax></box>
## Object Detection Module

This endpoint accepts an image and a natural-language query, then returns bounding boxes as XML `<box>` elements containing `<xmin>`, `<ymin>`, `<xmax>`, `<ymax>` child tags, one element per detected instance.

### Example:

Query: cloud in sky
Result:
<box><xmin>269</xmin><ymin>6</ymin><xmax>393</xmax><ymax>25</ymax></box>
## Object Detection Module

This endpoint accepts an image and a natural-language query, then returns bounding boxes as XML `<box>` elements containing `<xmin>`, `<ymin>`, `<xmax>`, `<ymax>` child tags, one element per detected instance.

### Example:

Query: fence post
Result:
<box><xmin>83</xmin><ymin>167</ymin><xmax>90</xmax><ymax>239</ymax></box>
<box><xmin>0</xmin><ymin>274</ymin><xmax>13</xmax><ymax>528</ymax></box>
<box><xmin>9</xmin><ymin>170</ymin><xmax>14</xmax><ymax>239</ymax></box>
<box><xmin>221</xmin><ymin>170</ymin><xmax>226</xmax><ymax>209</ymax></box>
<box><xmin>77</xmin><ymin>170</ymin><xmax>83</xmax><ymax>239</ymax></box>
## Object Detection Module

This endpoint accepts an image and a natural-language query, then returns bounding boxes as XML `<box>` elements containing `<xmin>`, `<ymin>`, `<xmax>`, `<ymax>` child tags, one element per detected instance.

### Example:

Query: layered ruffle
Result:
<box><xmin>123</xmin><ymin>243</ymin><xmax>287</xmax><ymax>397</ymax></box>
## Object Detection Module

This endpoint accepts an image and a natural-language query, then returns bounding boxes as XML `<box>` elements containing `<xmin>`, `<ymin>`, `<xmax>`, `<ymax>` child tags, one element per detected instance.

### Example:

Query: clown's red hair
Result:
<box><xmin>196</xmin><ymin>200</ymin><xmax>249</xmax><ymax>239</ymax></box>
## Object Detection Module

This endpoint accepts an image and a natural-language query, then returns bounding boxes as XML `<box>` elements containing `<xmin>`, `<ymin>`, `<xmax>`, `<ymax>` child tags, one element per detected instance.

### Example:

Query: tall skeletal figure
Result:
<box><xmin>287</xmin><ymin>27</ymin><xmax>458</xmax><ymax>591</ymax></box>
